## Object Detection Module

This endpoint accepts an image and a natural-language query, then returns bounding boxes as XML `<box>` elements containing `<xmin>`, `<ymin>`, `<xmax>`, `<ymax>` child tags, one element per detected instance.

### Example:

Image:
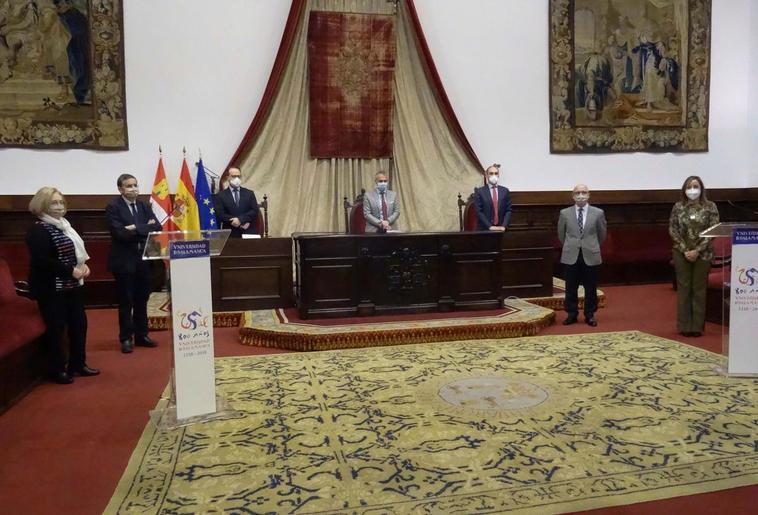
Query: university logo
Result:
<box><xmin>737</xmin><ymin>267</ymin><xmax>758</xmax><ymax>286</ymax></box>
<box><xmin>179</xmin><ymin>309</ymin><xmax>209</xmax><ymax>330</ymax></box>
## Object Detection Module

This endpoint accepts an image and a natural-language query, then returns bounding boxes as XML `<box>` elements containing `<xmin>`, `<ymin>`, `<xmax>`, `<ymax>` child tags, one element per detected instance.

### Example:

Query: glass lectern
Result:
<box><xmin>700</xmin><ymin>222</ymin><xmax>758</xmax><ymax>377</ymax></box>
<box><xmin>143</xmin><ymin>229</ymin><xmax>242</xmax><ymax>429</ymax></box>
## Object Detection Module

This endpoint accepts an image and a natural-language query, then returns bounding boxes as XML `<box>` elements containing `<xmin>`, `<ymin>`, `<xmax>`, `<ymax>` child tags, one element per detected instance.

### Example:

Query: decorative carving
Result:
<box><xmin>386</xmin><ymin>247</ymin><xmax>428</xmax><ymax>293</ymax></box>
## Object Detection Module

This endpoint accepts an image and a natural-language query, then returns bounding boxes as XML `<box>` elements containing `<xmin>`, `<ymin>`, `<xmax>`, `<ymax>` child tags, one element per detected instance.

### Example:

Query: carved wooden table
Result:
<box><xmin>293</xmin><ymin>231</ymin><xmax>552</xmax><ymax>319</ymax></box>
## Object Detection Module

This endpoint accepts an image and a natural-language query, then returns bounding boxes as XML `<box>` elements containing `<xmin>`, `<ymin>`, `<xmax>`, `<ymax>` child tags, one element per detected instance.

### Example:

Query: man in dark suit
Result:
<box><xmin>474</xmin><ymin>164</ymin><xmax>512</xmax><ymax>231</ymax></box>
<box><xmin>215</xmin><ymin>167</ymin><xmax>259</xmax><ymax>237</ymax></box>
<box><xmin>557</xmin><ymin>184</ymin><xmax>607</xmax><ymax>327</ymax></box>
<box><xmin>106</xmin><ymin>174</ymin><xmax>162</xmax><ymax>353</ymax></box>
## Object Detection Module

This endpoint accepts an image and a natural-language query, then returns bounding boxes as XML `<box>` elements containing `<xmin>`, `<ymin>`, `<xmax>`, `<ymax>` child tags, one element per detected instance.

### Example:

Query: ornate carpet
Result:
<box><xmin>240</xmin><ymin>299</ymin><xmax>554</xmax><ymax>351</ymax></box>
<box><xmin>107</xmin><ymin>331</ymin><xmax>758</xmax><ymax>514</ymax></box>
<box><xmin>524</xmin><ymin>277</ymin><xmax>605</xmax><ymax>311</ymax></box>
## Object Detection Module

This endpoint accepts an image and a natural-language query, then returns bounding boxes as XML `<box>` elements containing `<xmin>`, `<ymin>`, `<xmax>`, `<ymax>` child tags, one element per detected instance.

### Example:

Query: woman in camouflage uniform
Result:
<box><xmin>668</xmin><ymin>176</ymin><xmax>720</xmax><ymax>337</ymax></box>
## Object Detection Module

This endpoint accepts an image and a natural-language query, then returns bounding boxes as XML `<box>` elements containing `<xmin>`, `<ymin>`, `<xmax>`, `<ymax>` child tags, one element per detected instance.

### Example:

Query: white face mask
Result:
<box><xmin>229</xmin><ymin>177</ymin><xmax>242</xmax><ymax>188</ymax></box>
<box><xmin>48</xmin><ymin>200</ymin><xmax>66</xmax><ymax>219</ymax></box>
<box><xmin>685</xmin><ymin>188</ymin><xmax>701</xmax><ymax>200</ymax></box>
<box><xmin>377</xmin><ymin>181</ymin><xmax>388</xmax><ymax>193</ymax></box>
<box><xmin>122</xmin><ymin>185</ymin><xmax>139</xmax><ymax>200</ymax></box>
<box><xmin>573</xmin><ymin>193</ymin><xmax>589</xmax><ymax>204</ymax></box>
<box><xmin>487</xmin><ymin>175</ymin><xmax>499</xmax><ymax>186</ymax></box>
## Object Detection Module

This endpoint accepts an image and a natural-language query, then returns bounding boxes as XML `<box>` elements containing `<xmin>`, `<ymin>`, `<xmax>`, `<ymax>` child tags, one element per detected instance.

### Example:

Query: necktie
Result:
<box><xmin>491</xmin><ymin>186</ymin><xmax>499</xmax><ymax>226</ymax></box>
<box><xmin>232</xmin><ymin>188</ymin><xmax>239</xmax><ymax>206</ymax></box>
<box><xmin>381</xmin><ymin>192</ymin><xmax>388</xmax><ymax>221</ymax></box>
<box><xmin>130</xmin><ymin>202</ymin><xmax>138</xmax><ymax>220</ymax></box>
<box><xmin>578</xmin><ymin>207</ymin><xmax>584</xmax><ymax>233</ymax></box>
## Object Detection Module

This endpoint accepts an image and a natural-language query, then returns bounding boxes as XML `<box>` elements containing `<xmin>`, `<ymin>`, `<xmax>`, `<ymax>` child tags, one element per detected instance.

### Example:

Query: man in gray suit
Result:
<box><xmin>557</xmin><ymin>184</ymin><xmax>607</xmax><ymax>326</ymax></box>
<box><xmin>363</xmin><ymin>171</ymin><xmax>400</xmax><ymax>233</ymax></box>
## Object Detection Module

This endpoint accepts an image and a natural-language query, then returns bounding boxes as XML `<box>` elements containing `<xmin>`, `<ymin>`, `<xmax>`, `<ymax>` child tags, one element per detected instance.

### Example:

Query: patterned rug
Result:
<box><xmin>240</xmin><ymin>299</ymin><xmax>554</xmax><ymax>351</ymax></box>
<box><xmin>107</xmin><ymin>331</ymin><xmax>758</xmax><ymax>514</ymax></box>
<box><xmin>524</xmin><ymin>277</ymin><xmax>605</xmax><ymax>311</ymax></box>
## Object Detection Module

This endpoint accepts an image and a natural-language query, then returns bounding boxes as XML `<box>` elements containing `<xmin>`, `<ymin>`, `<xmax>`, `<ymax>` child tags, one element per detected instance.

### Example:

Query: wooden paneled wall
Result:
<box><xmin>2</xmin><ymin>190</ymin><xmax>757</xmax><ymax>306</ymax></box>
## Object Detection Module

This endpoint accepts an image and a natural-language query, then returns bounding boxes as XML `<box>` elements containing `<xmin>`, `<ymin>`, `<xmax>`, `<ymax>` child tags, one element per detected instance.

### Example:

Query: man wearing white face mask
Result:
<box><xmin>364</xmin><ymin>171</ymin><xmax>400</xmax><ymax>233</ymax></box>
<box><xmin>474</xmin><ymin>164</ymin><xmax>512</xmax><ymax>231</ymax></box>
<box><xmin>215</xmin><ymin>167</ymin><xmax>259</xmax><ymax>237</ymax></box>
<box><xmin>106</xmin><ymin>174</ymin><xmax>162</xmax><ymax>353</ymax></box>
<box><xmin>558</xmin><ymin>184</ymin><xmax>607</xmax><ymax>326</ymax></box>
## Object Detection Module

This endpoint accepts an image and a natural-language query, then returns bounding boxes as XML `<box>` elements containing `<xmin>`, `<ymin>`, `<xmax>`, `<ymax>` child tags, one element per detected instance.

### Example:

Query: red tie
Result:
<box><xmin>381</xmin><ymin>192</ymin><xmax>388</xmax><ymax>221</ymax></box>
<box><xmin>491</xmin><ymin>186</ymin><xmax>499</xmax><ymax>226</ymax></box>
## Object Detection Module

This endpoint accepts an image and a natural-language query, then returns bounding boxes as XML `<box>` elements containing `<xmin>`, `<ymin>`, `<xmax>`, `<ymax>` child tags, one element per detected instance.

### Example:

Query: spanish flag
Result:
<box><xmin>149</xmin><ymin>156</ymin><xmax>176</xmax><ymax>231</ymax></box>
<box><xmin>171</xmin><ymin>158</ymin><xmax>200</xmax><ymax>232</ymax></box>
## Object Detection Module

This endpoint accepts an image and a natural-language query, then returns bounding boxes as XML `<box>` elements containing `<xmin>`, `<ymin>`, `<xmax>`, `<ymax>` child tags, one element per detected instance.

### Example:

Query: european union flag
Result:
<box><xmin>195</xmin><ymin>158</ymin><xmax>218</xmax><ymax>231</ymax></box>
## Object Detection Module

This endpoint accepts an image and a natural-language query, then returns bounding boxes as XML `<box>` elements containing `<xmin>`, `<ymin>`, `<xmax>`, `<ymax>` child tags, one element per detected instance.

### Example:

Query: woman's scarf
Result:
<box><xmin>39</xmin><ymin>214</ymin><xmax>90</xmax><ymax>284</ymax></box>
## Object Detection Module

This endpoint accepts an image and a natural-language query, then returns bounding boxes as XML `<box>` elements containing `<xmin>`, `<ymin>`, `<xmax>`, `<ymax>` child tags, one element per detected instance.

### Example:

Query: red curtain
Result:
<box><xmin>307</xmin><ymin>12</ymin><xmax>395</xmax><ymax>158</ymax></box>
<box><xmin>226</xmin><ymin>0</ymin><xmax>481</xmax><ymax>172</ymax></box>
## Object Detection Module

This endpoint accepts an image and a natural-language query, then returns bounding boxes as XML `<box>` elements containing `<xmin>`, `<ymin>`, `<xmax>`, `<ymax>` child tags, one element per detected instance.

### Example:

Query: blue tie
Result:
<box><xmin>232</xmin><ymin>188</ymin><xmax>239</xmax><ymax>205</ymax></box>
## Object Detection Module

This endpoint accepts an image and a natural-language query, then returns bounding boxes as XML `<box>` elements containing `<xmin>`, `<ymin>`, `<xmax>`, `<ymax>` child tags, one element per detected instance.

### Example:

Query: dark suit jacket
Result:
<box><xmin>474</xmin><ymin>185</ymin><xmax>512</xmax><ymax>230</ymax></box>
<box><xmin>25</xmin><ymin>222</ymin><xmax>77</xmax><ymax>300</ymax></box>
<box><xmin>106</xmin><ymin>197</ymin><xmax>162</xmax><ymax>274</ymax></box>
<box><xmin>214</xmin><ymin>187</ymin><xmax>259</xmax><ymax>237</ymax></box>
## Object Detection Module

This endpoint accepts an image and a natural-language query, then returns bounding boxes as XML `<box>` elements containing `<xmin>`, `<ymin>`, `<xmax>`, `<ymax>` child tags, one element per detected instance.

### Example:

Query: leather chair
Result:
<box><xmin>0</xmin><ymin>259</ymin><xmax>46</xmax><ymax>412</ymax></box>
<box><xmin>457</xmin><ymin>192</ymin><xmax>478</xmax><ymax>231</ymax></box>
<box><xmin>343</xmin><ymin>189</ymin><xmax>366</xmax><ymax>234</ymax></box>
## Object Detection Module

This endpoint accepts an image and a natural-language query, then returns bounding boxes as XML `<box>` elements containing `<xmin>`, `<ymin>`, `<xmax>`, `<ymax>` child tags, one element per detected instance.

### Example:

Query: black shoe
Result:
<box><xmin>54</xmin><ymin>372</ymin><xmax>74</xmax><ymax>384</ymax></box>
<box><xmin>585</xmin><ymin>317</ymin><xmax>598</xmax><ymax>327</ymax></box>
<box><xmin>71</xmin><ymin>365</ymin><xmax>100</xmax><ymax>377</ymax></box>
<box><xmin>120</xmin><ymin>338</ymin><xmax>133</xmax><ymax>353</ymax></box>
<box><xmin>135</xmin><ymin>335</ymin><xmax>157</xmax><ymax>348</ymax></box>
<box><xmin>690</xmin><ymin>331</ymin><xmax>702</xmax><ymax>337</ymax></box>
<box><xmin>563</xmin><ymin>316</ymin><xmax>578</xmax><ymax>325</ymax></box>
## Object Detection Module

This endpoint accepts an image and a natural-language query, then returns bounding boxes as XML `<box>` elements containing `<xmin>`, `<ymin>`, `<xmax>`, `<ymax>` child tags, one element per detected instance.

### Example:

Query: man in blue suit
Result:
<box><xmin>106</xmin><ymin>174</ymin><xmax>162</xmax><ymax>353</ymax></box>
<box><xmin>474</xmin><ymin>164</ymin><xmax>512</xmax><ymax>231</ymax></box>
<box><xmin>215</xmin><ymin>167</ymin><xmax>259</xmax><ymax>238</ymax></box>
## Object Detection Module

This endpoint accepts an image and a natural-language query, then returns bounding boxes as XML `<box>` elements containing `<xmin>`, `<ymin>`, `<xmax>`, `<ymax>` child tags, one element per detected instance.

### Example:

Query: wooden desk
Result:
<box><xmin>210</xmin><ymin>238</ymin><xmax>293</xmax><ymax>311</ymax></box>
<box><xmin>294</xmin><ymin>231</ymin><xmax>553</xmax><ymax>319</ymax></box>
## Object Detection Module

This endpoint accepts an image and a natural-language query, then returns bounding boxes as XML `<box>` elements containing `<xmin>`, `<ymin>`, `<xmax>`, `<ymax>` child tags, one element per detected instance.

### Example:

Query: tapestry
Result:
<box><xmin>549</xmin><ymin>0</ymin><xmax>711</xmax><ymax>153</ymax></box>
<box><xmin>307</xmin><ymin>11</ymin><xmax>395</xmax><ymax>158</ymax></box>
<box><xmin>0</xmin><ymin>0</ymin><xmax>127</xmax><ymax>149</ymax></box>
<box><xmin>108</xmin><ymin>331</ymin><xmax>758</xmax><ymax>514</ymax></box>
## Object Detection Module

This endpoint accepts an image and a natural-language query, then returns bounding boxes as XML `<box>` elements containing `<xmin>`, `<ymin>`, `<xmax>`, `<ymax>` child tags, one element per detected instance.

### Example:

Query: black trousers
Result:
<box><xmin>37</xmin><ymin>286</ymin><xmax>88</xmax><ymax>375</ymax></box>
<box><xmin>564</xmin><ymin>251</ymin><xmax>599</xmax><ymax>318</ymax></box>
<box><xmin>114</xmin><ymin>261</ymin><xmax>152</xmax><ymax>341</ymax></box>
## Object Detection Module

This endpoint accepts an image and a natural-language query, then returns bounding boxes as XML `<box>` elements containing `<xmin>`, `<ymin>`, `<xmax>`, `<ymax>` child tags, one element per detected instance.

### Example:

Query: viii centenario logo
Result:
<box><xmin>737</xmin><ymin>267</ymin><xmax>758</xmax><ymax>287</ymax></box>
<box><xmin>180</xmin><ymin>309</ymin><xmax>209</xmax><ymax>330</ymax></box>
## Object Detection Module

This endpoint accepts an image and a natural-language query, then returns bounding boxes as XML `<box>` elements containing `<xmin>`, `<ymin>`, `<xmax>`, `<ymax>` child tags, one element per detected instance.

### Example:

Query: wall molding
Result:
<box><xmin>1</xmin><ymin>188</ymin><xmax>756</xmax><ymax>211</ymax></box>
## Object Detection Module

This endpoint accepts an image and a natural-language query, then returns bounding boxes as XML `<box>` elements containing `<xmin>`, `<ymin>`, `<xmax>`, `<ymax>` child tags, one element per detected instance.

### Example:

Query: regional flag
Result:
<box><xmin>195</xmin><ymin>158</ymin><xmax>217</xmax><ymax>231</ymax></box>
<box><xmin>171</xmin><ymin>158</ymin><xmax>200</xmax><ymax>232</ymax></box>
<box><xmin>149</xmin><ymin>157</ymin><xmax>176</xmax><ymax>231</ymax></box>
